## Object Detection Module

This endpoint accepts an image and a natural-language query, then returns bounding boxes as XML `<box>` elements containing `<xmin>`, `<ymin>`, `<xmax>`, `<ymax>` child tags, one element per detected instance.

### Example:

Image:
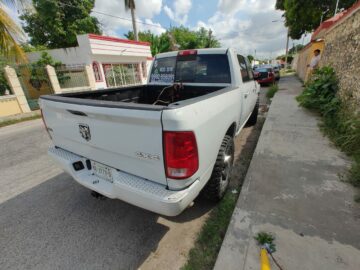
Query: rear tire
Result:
<box><xmin>203</xmin><ymin>135</ymin><xmax>234</xmax><ymax>201</ymax></box>
<box><xmin>246</xmin><ymin>98</ymin><xmax>259</xmax><ymax>126</ymax></box>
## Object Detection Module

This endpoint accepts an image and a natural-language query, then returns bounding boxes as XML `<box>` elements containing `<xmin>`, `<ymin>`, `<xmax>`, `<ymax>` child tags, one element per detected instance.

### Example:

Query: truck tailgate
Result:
<box><xmin>40</xmin><ymin>99</ymin><xmax>167</xmax><ymax>185</ymax></box>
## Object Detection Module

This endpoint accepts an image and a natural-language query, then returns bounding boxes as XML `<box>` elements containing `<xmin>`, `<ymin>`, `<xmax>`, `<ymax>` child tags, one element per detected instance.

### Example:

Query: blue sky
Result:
<box><xmin>7</xmin><ymin>0</ymin><xmax>311</xmax><ymax>59</ymax></box>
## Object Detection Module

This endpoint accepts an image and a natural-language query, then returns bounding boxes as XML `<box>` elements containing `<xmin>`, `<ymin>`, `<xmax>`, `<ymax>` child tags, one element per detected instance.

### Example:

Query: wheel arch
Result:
<box><xmin>225</xmin><ymin>122</ymin><xmax>237</xmax><ymax>138</ymax></box>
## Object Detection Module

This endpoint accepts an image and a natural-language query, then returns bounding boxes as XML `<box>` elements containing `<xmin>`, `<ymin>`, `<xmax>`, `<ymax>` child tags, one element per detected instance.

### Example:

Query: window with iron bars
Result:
<box><xmin>102</xmin><ymin>63</ymin><xmax>142</xmax><ymax>88</ymax></box>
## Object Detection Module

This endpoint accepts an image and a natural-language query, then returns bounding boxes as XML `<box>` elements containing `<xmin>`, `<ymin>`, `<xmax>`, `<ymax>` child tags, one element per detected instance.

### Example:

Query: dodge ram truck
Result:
<box><xmin>40</xmin><ymin>48</ymin><xmax>260</xmax><ymax>216</ymax></box>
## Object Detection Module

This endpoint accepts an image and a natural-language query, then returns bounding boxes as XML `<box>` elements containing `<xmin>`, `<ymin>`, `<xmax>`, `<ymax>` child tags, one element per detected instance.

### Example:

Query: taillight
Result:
<box><xmin>178</xmin><ymin>50</ymin><xmax>197</xmax><ymax>56</ymax></box>
<box><xmin>41</xmin><ymin>109</ymin><xmax>52</xmax><ymax>139</ymax></box>
<box><xmin>164</xmin><ymin>131</ymin><xmax>199</xmax><ymax>179</ymax></box>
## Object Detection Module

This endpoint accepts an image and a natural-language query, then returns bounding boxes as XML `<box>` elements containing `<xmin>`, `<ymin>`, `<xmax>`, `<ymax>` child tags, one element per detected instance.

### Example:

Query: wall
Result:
<box><xmin>87</xmin><ymin>34</ymin><xmax>151</xmax><ymax>58</ymax></box>
<box><xmin>27</xmin><ymin>47</ymin><xmax>91</xmax><ymax>66</ymax></box>
<box><xmin>319</xmin><ymin>8</ymin><xmax>360</xmax><ymax>109</ymax></box>
<box><xmin>0</xmin><ymin>95</ymin><xmax>22</xmax><ymax>117</ymax></box>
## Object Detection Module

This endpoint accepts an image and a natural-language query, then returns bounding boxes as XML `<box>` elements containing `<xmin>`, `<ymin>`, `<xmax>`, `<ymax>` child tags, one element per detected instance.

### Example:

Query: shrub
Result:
<box><xmin>0</xmin><ymin>69</ymin><xmax>10</xmax><ymax>95</ymax></box>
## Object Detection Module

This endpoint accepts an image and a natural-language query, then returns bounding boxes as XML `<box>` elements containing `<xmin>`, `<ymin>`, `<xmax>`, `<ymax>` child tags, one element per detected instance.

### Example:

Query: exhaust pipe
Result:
<box><xmin>91</xmin><ymin>191</ymin><xmax>106</xmax><ymax>200</ymax></box>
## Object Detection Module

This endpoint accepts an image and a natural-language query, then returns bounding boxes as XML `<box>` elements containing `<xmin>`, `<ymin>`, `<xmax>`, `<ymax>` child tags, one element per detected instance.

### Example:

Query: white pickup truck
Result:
<box><xmin>40</xmin><ymin>48</ymin><xmax>259</xmax><ymax>216</ymax></box>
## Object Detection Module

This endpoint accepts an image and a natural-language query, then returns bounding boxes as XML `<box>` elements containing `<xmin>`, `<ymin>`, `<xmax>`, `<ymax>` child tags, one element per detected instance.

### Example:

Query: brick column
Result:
<box><xmin>4</xmin><ymin>66</ymin><xmax>31</xmax><ymax>113</ymax></box>
<box><xmin>45</xmin><ymin>65</ymin><xmax>62</xmax><ymax>94</ymax></box>
<box><xmin>84</xmin><ymin>65</ymin><xmax>96</xmax><ymax>90</ymax></box>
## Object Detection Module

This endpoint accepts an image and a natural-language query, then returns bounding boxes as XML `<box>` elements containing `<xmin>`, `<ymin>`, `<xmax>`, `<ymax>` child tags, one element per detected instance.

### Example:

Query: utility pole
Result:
<box><xmin>335</xmin><ymin>0</ymin><xmax>340</xmax><ymax>16</ymax></box>
<box><xmin>131</xmin><ymin>7</ymin><xmax>139</xmax><ymax>41</ymax></box>
<box><xmin>284</xmin><ymin>27</ymin><xmax>290</xmax><ymax>69</ymax></box>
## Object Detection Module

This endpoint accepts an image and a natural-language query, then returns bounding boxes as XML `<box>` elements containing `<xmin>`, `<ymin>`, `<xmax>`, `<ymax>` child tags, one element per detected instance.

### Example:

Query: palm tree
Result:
<box><xmin>0</xmin><ymin>0</ymin><xmax>27</xmax><ymax>62</ymax></box>
<box><xmin>124</xmin><ymin>0</ymin><xmax>138</xmax><ymax>41</ymax></box>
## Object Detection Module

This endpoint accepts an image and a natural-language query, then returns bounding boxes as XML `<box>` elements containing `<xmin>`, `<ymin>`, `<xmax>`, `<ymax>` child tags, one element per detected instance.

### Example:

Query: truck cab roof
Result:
<box><xmin>155</xmin><ymin>48</ymin><xmax>232</xmax><ymax>59</ymax></box>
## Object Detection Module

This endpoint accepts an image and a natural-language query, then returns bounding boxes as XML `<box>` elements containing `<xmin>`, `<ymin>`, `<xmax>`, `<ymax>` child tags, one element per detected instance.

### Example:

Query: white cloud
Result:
<box><xmin>217</xmin><ymin>0</ymin><xmax>245</xmax><ymax>14</ymax></box>
<box><xmin>164</xmin><ymin>0</ymin><xmax>192</xmax><ymax>24</ymax></box>
<box><xmin>142</xmin><ymin>19</ymin><xmax>166</xmax><ymax>35</ymax></box>
<box><xmin>218</xmin><ymin>0</ymin><xmax>275</xmax><ymax>15</ymax></box>
<box><xmin>195</xmin><ymin>0</ymin><xmax>305</xmax><ymax>58</ymax></box>
<box><xmin>93</xmin><ymin>0</ymin><xmax>164</xmax><ymax>36</ymax></box>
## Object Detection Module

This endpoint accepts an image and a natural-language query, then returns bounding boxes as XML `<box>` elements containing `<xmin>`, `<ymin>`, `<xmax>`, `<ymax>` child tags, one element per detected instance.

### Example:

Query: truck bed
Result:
<box><xmin>53</xmin><ymin>85</ymin><xmax>224</xmax><ymax>106</ymax></box>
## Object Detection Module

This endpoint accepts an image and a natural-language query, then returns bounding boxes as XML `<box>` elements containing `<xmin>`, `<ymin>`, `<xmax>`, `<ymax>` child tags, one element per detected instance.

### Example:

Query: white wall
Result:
<box><xmin>88</xmin><ymin>35</ymin><xmax>151</xmax><ymax>58</ymax></box>
<box><xmin>27</xmin><ymin>47</ymin><xmax>91</xmax><ymax>65</ymax></box>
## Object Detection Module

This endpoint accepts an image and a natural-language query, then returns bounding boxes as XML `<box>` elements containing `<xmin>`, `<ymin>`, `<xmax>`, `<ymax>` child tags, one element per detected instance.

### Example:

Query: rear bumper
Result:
<box><xmin>48</xmin><ymin>146</ymin><xmax>202</xmax><ymax>216</ymax></box>
<box><xmin>256</xmin><ymin>77</ymin><xmax>275</xmax><ymax>84</ymax></box>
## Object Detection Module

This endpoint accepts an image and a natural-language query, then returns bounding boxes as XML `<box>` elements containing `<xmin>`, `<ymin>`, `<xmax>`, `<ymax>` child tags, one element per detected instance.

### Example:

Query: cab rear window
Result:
<box><xmin>256</xmin><ymin>68</ymin><xmax>270</xmax><ymax>72</ymax></box>
<box><xmin>150</xmin><ymin>54</ymin><xmax>231</xmax><ymax>84</ymax></box>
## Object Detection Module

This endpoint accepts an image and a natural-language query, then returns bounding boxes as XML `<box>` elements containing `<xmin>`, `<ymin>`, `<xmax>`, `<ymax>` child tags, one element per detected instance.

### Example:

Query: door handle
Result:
<box><xmin>67</xmin><ymin>110</ymin><xmax>88</xmax><ymax>116</ymax></box>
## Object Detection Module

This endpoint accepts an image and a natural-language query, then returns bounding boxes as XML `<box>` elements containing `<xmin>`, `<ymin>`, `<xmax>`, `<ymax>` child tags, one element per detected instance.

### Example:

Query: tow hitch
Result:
<box><xmin>91</xmin><ymin>191</ymin><xmax>106</xmax><ymax>200</ymax></box>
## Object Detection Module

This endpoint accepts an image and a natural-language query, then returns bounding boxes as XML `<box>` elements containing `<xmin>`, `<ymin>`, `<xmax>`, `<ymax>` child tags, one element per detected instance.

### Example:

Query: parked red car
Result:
<box><xmin>253</xmin><ymin>67</ymin><xmax>276</xmax><ymax>85</ymax></box>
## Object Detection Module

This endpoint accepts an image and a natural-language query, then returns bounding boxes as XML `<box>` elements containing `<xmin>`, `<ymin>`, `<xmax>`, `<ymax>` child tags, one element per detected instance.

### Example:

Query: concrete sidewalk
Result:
<box><xmin>214</xmin><ymin>75</ymin><xmax>360</xmax><ymax>270</ymax></box>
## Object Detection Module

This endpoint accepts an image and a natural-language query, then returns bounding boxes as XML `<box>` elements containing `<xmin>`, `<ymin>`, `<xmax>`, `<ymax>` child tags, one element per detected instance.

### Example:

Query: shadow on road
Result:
<box><xmin>0</xmin><ymin>170</ymin><xmax>211</xmax><ymax>270</ymax></box>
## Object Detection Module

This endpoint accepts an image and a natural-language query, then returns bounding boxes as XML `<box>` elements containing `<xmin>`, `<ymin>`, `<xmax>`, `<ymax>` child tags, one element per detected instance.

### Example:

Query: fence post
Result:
<box><xmin>4</xmin><ymin>66</ymin><xmax>31</xmax><ymax>113</ymax></box>
<box><xmin>46</xmin><ymin>65</ymin><xmax>62</xmax><ymax>94</ymax></box>
<box><xmin>84</xmin><ymin>65</ymin><xmax>96</xmax><ymax>90</ymax></box>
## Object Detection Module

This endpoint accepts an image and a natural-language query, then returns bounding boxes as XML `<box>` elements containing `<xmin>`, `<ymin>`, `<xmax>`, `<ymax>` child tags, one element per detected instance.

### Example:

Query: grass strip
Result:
<box><xmin>181</xmin><ymin>191</ymin><xmax>237</xmax><ymax>270</ymax></box>
<box><xmin>182</xmin><ymin>118</ymin><xmax>265</xmax><ymax>270</ymax></box>
<box><xmin>0</xmin><ymin>115</ymin><xmax>41</xmax><ymax>128</ymax></box>
<box><xmin>266</xmin><ymin>84</ymin><xmax>279</xmax><ymax>99</ymax></box>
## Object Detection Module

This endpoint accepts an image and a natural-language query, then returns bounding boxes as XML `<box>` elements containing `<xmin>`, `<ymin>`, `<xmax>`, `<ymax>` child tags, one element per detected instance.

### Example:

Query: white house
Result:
<box><xmin>27</xmin><ymin>34</ymin><xmax>153</xmax><ymax>89</ymax></box>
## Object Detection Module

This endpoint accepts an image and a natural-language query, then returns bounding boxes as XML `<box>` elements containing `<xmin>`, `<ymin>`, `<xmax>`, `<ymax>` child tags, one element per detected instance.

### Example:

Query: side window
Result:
<box><xmin>245</xmin><ymin>57</ymin><xmax>254</xmax><ymax>80</ymax></box>
<box><xmin>237</xmin><ymin>55</ymin><xmax>250</xmax><ymax>82</ymax></box>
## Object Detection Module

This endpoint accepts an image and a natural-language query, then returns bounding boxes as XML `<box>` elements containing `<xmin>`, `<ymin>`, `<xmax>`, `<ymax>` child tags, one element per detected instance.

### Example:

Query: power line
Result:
<box><xmin>18</xmin><ymin>0</ymin><xmax>165</xmax><ymax>29</ymax></box>
<box><xmin>92</xmin><ymin>10</ymin><xmax>164</xmax><ymax>29</ymax></box>
<box><xmin>55</xmin><ymin>2</ymin><xmax>165</xmax><ymax>29</ymax></box>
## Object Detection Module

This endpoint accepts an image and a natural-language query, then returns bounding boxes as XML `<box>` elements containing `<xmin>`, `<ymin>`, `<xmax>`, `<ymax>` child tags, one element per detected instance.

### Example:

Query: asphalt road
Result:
<box><xmin>0</xmin><ymin>87</ymin><xmax>269</xmax><ymax>270</ymax></box>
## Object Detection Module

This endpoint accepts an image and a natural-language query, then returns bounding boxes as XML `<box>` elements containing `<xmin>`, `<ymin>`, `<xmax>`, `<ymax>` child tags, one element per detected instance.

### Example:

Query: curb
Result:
<box><xmin>0</xmin><ymin>110</ymin><xmax>41</xmax><ymax>124</ymax></box>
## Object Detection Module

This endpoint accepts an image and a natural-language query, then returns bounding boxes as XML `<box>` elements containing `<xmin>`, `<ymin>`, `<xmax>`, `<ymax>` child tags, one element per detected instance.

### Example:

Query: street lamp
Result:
<box><xmin>320</xmin><ymin>8</ymin><xmax>330</xmax><ymax>24</ymax></box>
<box><xmin>272</xmin><ymin>20</ymin><xmax>289</xmax><ymax>68</ymax></box>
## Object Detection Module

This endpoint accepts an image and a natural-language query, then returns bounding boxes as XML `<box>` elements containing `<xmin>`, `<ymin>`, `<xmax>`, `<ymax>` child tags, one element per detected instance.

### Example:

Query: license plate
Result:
<box><xmin>91</xmin><ymin>161</ymin><xmax>113</xmax><ymax>183</ymax></box>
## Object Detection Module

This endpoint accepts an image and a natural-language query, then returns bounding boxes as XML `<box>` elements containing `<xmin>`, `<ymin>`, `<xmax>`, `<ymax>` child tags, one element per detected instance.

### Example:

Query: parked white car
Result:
<box><xmin>40</xmin><ymin>48</ymin><xmax>260</xmax><ymax>216</ymax></box>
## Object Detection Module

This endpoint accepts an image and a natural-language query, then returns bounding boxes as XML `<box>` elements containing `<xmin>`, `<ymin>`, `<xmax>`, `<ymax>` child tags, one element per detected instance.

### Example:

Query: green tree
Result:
<box><xmin>0</xmin><ymin>0</ymin><xmax>27</xmax><ymax>62</ymax></box>
<box><xmin>125</xmin><ymin>26</ymin><xmax>221</xmax><ymax>56</ymax></box>
<box><xmin>247</xmin><ymin>55</ymin><xmax>254</xmax><ymax>63</ymax></box>
<box><xmin>276</xmin><ymin>0</ymin><xmax>357</xmax><ymax>39</ymax></box>
<box><xmin>288</xmin><ymin>44</ymin><xmax>304</xmax><ymax>54</ymax></box>
<box><xmin>20</xmin><ymin>0</ymin><xmax>101</xmax><ymax>49</ymax></box>
<box><xmin>276</xmin><ymin>54</ymin><xmax>293</xmax><ymax>64</ymax></box>
<box><xmin>28</xmin><ymin>51</ymin><xmax>69</xmax><ymax>89</ymax></box>
<box><xmin>21</xmin><ymin>43</ymin><xmax>48</xmax><ymax>52</ymax></box>
<box><xmin>125</xmin><ymin>30</ymin><xmax>171</xmax><ymax>56</ymax></box>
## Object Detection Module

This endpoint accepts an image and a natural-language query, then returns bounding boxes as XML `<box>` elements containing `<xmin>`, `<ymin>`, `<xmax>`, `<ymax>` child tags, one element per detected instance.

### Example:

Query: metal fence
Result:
<box><xmin>55</xmin><ymin>64</ymin><xmax>89</xmax><ymax>89</ymax></box>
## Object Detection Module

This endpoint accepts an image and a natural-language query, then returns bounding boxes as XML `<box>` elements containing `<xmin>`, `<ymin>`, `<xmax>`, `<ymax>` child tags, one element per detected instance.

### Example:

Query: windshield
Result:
<box><xmin>150</xmin><ymin>54</ymin><xmax>231</xmax><ymax>84</ymax></box>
